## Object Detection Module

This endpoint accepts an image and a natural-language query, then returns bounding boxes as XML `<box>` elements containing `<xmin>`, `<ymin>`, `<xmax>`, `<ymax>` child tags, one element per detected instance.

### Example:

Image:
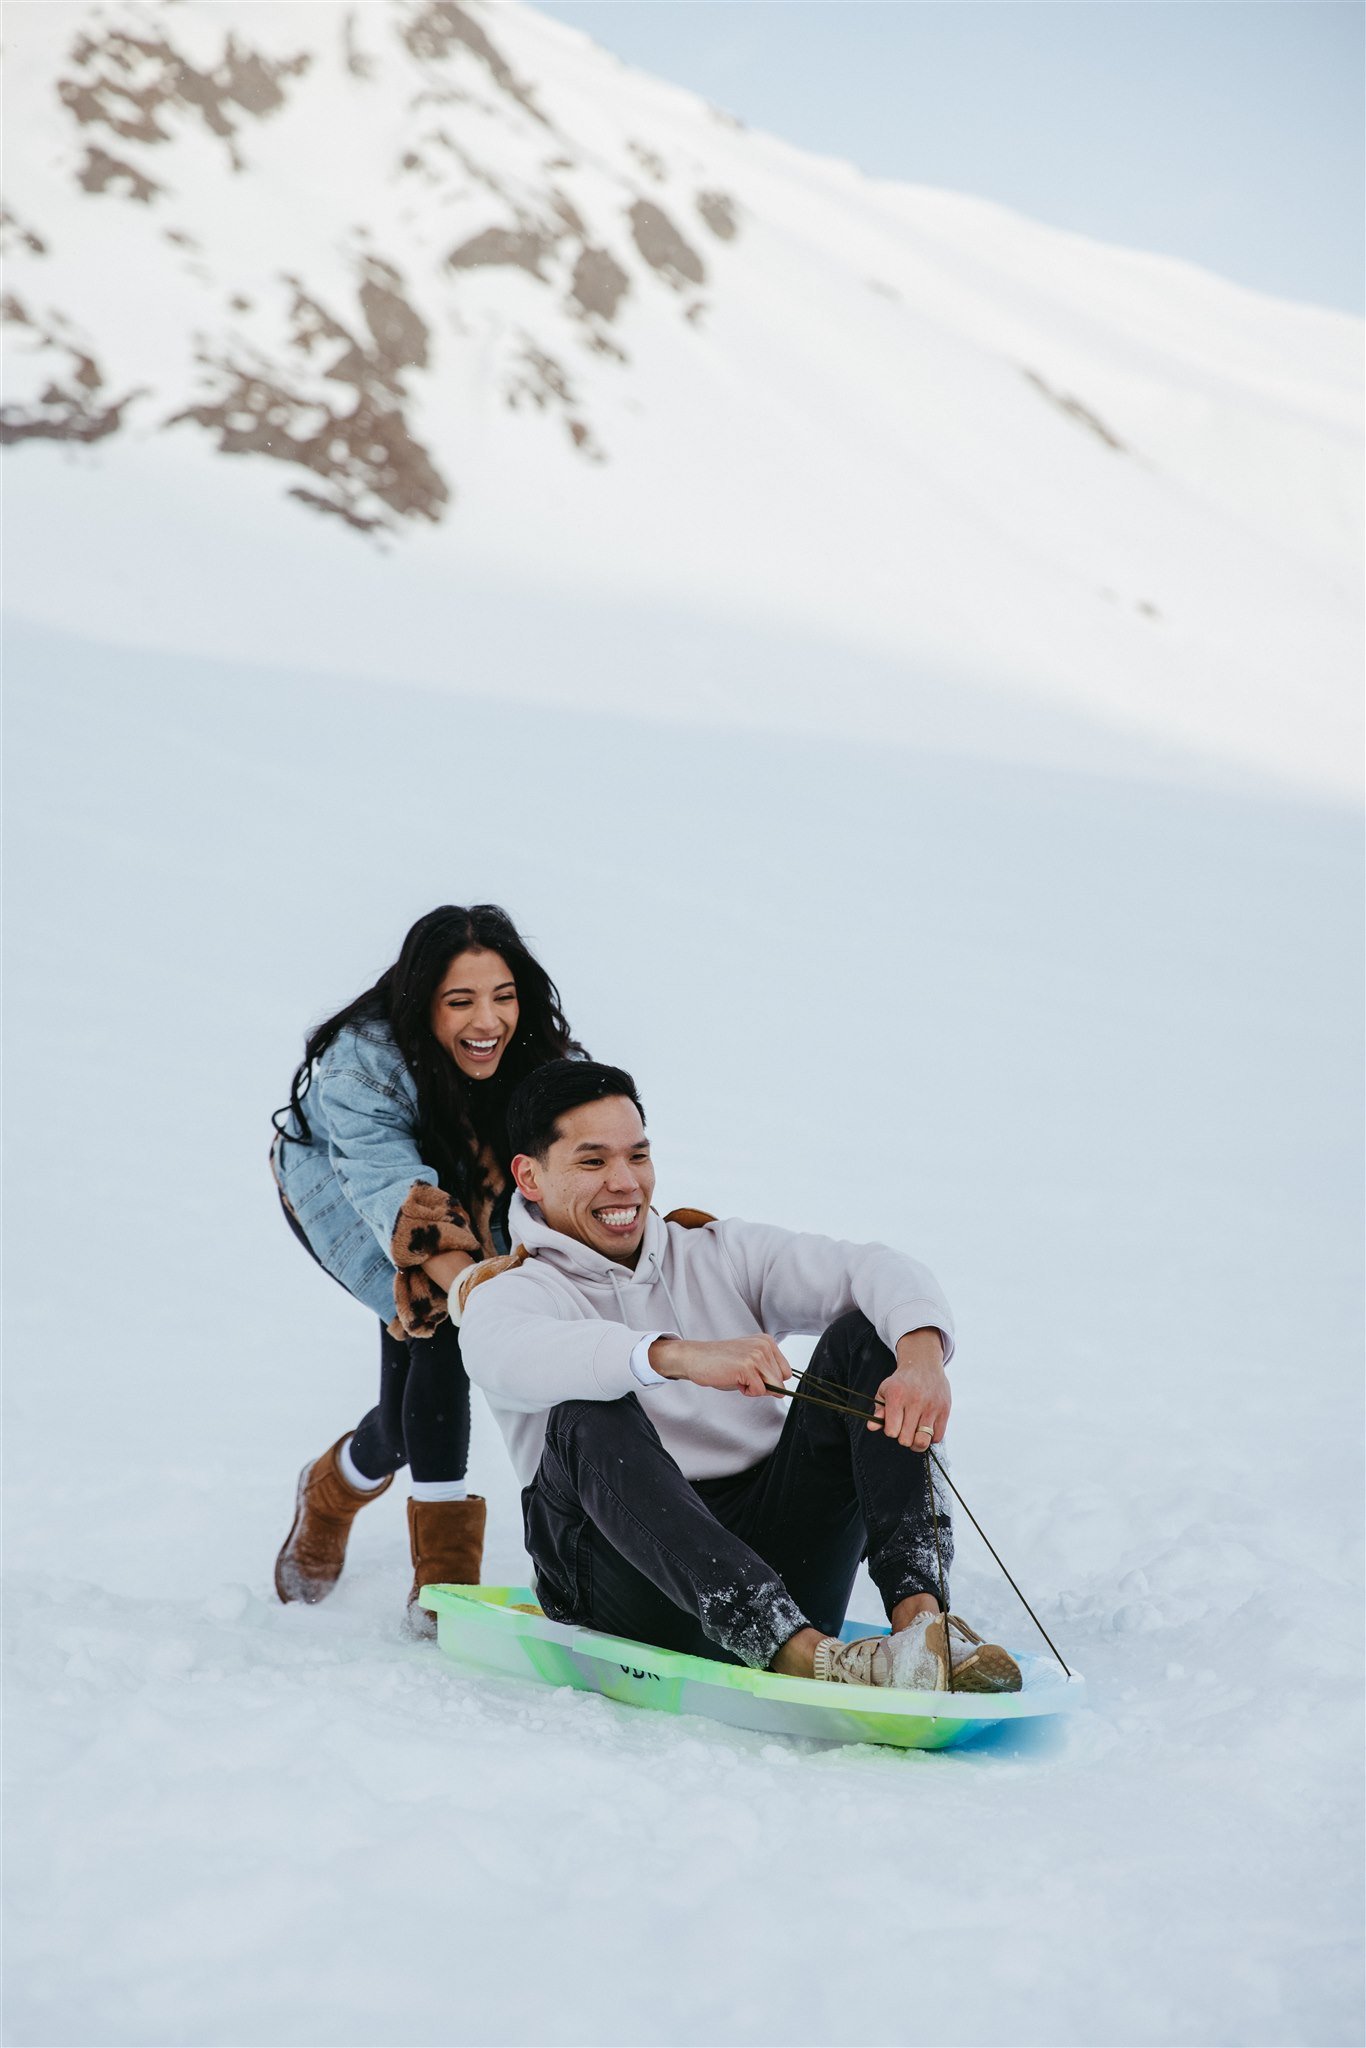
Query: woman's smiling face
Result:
<box><xmin>429</xmin><ymin>948</ymin><xmax>520</xmax><ymax>1079</ymax></box>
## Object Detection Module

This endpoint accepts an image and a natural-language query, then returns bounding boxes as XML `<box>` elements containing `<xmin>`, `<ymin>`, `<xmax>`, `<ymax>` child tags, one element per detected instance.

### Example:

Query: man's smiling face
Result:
<box><xmin>512</xmin><ymin>1096</ymin><xmax>655</xmax><ymax>1265</ymax></box>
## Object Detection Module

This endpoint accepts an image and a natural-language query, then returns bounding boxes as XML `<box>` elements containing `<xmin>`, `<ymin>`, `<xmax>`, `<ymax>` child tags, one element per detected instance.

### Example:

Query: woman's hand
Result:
<box><xmin>423</xmin><ymin>1248</ymin><xmax>477</xmax><ymax>1298</ymax></box>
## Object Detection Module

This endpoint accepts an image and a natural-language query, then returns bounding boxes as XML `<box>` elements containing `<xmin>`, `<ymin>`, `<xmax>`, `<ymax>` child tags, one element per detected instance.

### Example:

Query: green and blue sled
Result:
<box><xmin>420</xmin><ymin>1584</ymin><xmax>1086</xmax><ymax>1752</ymax></box>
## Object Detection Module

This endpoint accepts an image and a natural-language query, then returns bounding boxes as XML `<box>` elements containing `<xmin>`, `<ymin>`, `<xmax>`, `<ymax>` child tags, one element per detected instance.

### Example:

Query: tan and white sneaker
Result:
<box><xmin>942</xmin><ymin>1614</ymin><xmax>1022</xmax><ymax>1693</ymax></box>
<box><xmin>812</xmin><ymin>1612</ymin><xmax>1021</xmax><ymax>1694</ymax></box>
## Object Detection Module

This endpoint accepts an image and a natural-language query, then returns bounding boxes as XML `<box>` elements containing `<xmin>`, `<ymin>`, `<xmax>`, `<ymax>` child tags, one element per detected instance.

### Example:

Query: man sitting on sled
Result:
<box><xmin>456</xmin><ymin>1060</ymin><xmax>1020</xmax><ymax>1694</ymax></box>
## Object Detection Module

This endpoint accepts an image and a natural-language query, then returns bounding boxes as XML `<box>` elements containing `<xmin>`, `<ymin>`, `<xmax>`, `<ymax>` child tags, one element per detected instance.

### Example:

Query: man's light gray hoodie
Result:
<box><xmin>459</xmin><ymin>1193</ymin><xmax>955</xmax><ymax>1487</ymax></box>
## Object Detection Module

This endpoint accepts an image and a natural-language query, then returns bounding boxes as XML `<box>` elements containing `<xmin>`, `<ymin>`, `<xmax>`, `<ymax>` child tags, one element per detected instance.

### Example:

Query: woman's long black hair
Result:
<box><xmin>275</xmin><ymin>905</ymin><xmax>583</xmax><ymax>1206</ymax></box>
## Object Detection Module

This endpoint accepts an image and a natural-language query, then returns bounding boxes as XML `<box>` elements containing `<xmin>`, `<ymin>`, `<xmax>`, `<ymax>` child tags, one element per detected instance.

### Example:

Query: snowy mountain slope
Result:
<box><xmin>4</xmin><ymin>623</ymin><xmax>1362</xmax><ymax>2047</ymax></box>
<box><xmin>3</xmin><ymin>0</ymin><xmax>1361</xmax><ymax>793</ymax></box>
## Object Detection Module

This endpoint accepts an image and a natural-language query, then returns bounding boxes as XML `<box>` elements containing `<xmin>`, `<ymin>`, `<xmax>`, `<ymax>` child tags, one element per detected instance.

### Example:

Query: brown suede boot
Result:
<box><xmin>405</xmin><ymin>1494</ymin><xmax>486</xmax><ymax>1638</ymax></box>
<box><xmin>274</xmin><ymin>1436</ymin><xmax>393</xmax><ymax>1604</ymax></box>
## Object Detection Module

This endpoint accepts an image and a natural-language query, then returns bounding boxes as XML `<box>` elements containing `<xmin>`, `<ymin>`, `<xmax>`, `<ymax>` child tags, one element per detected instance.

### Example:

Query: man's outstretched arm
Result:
<box><xmin>647</xmin><ymin>1325</ymin><xmax>952</xmax><ymax>1446</ymax></box>
<box><xmin>645</xmin><ymin>1333</ymin><xmax>792</xmax><ymax>1397</ymax></box>
<box><xmin>664</xmin><ymin>1217</ymin><xmax>956</xmax><ymax>1444</ymax></box>
<box><xmin>712</xmin><ymin>1217</ymin><xmax>954</xmax><ymax>1368</ymax></box>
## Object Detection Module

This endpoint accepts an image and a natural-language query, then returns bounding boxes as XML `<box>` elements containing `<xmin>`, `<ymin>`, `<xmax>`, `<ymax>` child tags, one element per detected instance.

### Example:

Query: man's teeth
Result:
<box><xmin>596</xmin><ymin>1208</ymin><xmax>639</xmax><ymax>1228</ymax></box>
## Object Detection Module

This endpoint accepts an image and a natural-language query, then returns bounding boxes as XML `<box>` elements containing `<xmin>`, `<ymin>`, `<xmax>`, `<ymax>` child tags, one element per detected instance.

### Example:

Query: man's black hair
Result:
<box><xmin>506</xmin><ymin>1060</ymin><xmax>645</xmax><ymax>1161</ymax></box>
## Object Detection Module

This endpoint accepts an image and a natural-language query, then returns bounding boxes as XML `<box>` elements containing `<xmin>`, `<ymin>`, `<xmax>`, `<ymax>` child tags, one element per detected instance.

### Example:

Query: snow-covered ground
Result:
<box><xmin>4</xmin><ymin>613</ymin><xmax>1362</xmax><ymax>2046</ymax></box>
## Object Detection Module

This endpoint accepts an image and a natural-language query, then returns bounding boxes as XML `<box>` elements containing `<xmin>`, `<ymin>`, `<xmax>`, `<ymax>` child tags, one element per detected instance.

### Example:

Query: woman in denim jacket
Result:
<box><xmin>271</xmin><ymin>903</ymin><xmax>584</xmax><ymax>1632</ymax></box>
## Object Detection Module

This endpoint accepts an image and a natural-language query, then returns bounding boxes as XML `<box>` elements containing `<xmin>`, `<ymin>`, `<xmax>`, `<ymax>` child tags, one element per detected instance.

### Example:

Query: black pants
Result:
<box><xmin>349</xmin><ymin>1319</ymin><xmax>470</xmax><ymax>1484</ymax></box>
<box><xmin>523</xmin><ymin>1310</ymin><xmax>954</xmax><ymax>1669</ymax></box>
<box><xmin>279</xmin><ymin>1192</ymin><xmax>470</xmax><ymax>1484</ymax></box>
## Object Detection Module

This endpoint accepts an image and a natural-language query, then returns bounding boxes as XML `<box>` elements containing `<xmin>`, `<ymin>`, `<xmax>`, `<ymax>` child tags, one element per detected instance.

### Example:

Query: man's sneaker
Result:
<box><xmin>813</xmin><ymin>1611</ymin><xmax>944</xmax><ymax>1691</ymax></box>
<box><xmin>942</xmin><ymin>1614</ymin><xmax>1022</xmax><ymax>1693</ymax></box>
<box><xmin>812</xmin><ymin>1611</ymin><xmax>1022</xmax><ymax>1694</ymax></box>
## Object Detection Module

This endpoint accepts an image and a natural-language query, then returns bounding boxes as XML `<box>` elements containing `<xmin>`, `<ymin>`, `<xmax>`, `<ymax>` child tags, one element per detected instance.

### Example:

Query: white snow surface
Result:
<box><xmin>3</xmin><ymin>6</ymin><xmax>1365</xmax><ymax>2045</ymax></box>
<box><xmin>5</xmin><ymin>622</ymin><xmax>1363</xmax><ymax>2047</ymax></box>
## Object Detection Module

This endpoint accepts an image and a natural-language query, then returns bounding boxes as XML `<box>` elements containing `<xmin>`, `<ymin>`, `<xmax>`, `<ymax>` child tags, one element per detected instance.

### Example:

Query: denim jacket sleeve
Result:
<box><xmin>311</xmin><ymin>1032</ymin><xmax>437</xmax><ymax>1258</ymax></box>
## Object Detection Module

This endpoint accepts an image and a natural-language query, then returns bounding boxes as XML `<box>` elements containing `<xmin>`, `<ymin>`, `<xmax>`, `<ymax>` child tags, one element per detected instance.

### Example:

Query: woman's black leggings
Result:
<box><xmin>348</xmin><ymin>1320</ymin><xmax>471</xmax><ymax>1485</ymax></box>
<box><xmin>279</xmin><ymin>1192</ymin><xmax>470</xmax><ymax>1483</ymax></box>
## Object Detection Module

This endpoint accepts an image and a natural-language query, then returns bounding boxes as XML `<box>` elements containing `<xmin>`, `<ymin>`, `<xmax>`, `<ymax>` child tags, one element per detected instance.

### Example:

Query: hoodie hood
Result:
<box><xmin>508</xmin><ymin>1189</ymin><xmax>669</xmax><ymax>1290</ymax></box>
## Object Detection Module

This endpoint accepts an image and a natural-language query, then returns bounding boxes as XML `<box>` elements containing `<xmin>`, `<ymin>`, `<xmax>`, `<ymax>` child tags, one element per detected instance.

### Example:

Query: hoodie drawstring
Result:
<box><xmin>606</xmin><ymin>1241</ymin><xmax>685</xmax><ymax>1338</ymax></box>
<box><xmin>657</xmin><ymin>1266</ymin><xmax>685</xmax><ymax>1335</ymax></box>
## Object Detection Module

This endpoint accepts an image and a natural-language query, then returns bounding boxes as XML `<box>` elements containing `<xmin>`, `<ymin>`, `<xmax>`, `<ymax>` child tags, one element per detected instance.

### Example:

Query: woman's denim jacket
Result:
<box><xmin>272</xmin><ymin>1019</ymin><xmax>441</xmax><ymax>1324</ymax></box>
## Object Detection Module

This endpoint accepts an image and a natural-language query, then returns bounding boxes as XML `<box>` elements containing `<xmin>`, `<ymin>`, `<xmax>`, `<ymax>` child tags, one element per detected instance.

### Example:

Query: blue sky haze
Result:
<box><xmin>542</xmin><ymin>1</ymin><xmax>1365</xmax><ymax>313</ymax></box>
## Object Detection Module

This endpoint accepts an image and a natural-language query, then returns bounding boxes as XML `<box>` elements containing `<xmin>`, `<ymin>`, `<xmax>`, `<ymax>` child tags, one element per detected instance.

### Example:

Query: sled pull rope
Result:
<box><xmin>780</xmin><ymin>1368</ymin><xmax>1073</xmax><ymax>1679</ymax></box>
<box><xmin>926</xmin><ymin>1450</ymin><xmax>1072</xmax><ymax>1678</ymax></box>
<box><xmin>925</xmin><ymin>1451</ymin><xmax>954</xmax><ymax>1685</ymax></box>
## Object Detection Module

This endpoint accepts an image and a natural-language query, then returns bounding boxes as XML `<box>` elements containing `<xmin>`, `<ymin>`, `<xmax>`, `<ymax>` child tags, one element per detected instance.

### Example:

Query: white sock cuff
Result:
<box><xmin>338</xmin><ymin>1436</ymin><xmax>388</xmax><ymax>1492</ymax></box>
<box><xmin>409</xmin><ymin>1478</ymin><xmax>470</xmax><ymax>1503</ymax></box>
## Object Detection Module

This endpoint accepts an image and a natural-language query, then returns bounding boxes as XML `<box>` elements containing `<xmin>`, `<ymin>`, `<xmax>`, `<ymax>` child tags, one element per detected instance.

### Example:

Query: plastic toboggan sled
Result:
<box><xmin>420</xmin><ymin>1584</ymin><xmax>1086</xmax><ymax>1752</ymax></box>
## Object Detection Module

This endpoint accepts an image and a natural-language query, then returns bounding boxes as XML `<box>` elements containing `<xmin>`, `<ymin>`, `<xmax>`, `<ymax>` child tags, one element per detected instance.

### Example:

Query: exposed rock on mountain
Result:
<box><xmin>2</xmin><ymin>1</ymin><xmax>740</xmax><ymax>528</ymax></box>
<box><xmin>1</xmin><ymin>1</ymin><xmax>1358</xmax><ymax>792</ymax></box>
<box><xmin>169</xmin><ymin>265</ymin><xmax>448</xmax><ymax>530</ymax></box>
<box><xmin>0</xmin><ymin>295</ymin><xmax>140</xmax><ymax>445</ymax></box>
<box><xmin>58</xmin><ymin>23</ymin><xmax>312</xmax><ymax>160</ymax></box>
